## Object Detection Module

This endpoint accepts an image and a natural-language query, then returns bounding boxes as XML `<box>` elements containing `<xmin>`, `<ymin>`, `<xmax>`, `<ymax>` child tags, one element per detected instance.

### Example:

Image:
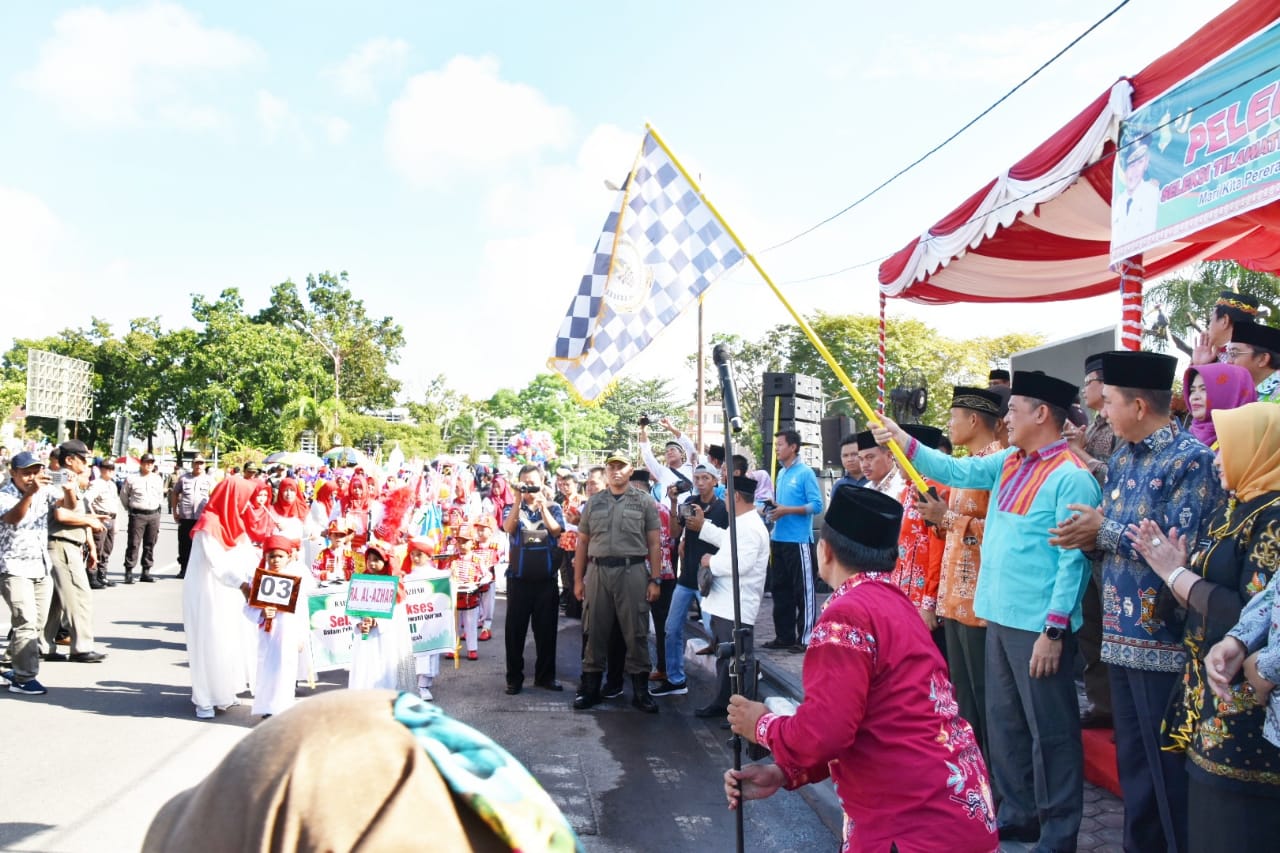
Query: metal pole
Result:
<box><xmin>723</xmin><ymin>406</ymin><xmax>746</xmax><ymax>853</ymax></box>
<box><xmin>697</xmin><ymin>293</ymin><xmax>705</xmax><ymax>457</ymax></box>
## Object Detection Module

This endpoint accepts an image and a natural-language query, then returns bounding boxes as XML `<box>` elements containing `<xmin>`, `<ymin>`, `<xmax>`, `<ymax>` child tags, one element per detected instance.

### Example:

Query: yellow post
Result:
<box><xmin>769</xmin><ymin>396</ymin><xmax>781</xmax><ymax>486</ymax></box>
<box><xmin>645</xmin><ymin>124</ymin><xmax>928</xmax><ymax>492</ymax></box>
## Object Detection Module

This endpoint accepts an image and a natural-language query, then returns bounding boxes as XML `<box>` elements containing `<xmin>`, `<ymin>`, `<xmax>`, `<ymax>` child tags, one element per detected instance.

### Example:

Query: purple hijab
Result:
<box><xmin>1184</xmin><ymin>363</ymin><xmax>1256</xmax><ymax>447</ymax></box>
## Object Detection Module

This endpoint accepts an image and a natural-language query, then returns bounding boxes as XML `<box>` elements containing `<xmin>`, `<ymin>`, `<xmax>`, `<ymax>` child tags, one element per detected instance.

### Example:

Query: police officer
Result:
<box><xmin>572</xmin><ymin>452</ymin><xmax>663</xmax><ymax>713</ymax></box>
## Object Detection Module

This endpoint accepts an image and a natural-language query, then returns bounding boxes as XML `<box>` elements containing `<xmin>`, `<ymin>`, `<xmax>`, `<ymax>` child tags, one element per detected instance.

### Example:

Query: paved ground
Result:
<box><xmin>0</xmin><ymin>520</ymin><xmax>832</xmax><ymax>852</ymax></box>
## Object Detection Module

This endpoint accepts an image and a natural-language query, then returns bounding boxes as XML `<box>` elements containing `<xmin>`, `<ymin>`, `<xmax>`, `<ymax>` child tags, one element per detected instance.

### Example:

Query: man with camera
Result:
<box><xmin>501</xmin><ymin>464</ymin><xmax>565</xmax><ymax>696</ymax></box>
<box><xmin>572</xmin><ymin>452</ymin><xmax>663</xmax><ymax>713</ymax></box>
<box><xmin>638</xmin><ymin>416</ymin><xmax>695</xmax><ymax>498</ymax></box>
<box><xmin>652</xmin><ymin>463</ymin><xmax>727</xmax><ymax>698</ymax></box>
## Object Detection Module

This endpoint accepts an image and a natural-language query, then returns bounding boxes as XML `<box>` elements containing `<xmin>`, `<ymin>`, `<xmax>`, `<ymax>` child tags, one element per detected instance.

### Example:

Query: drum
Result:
<box><xmin>456</xmin><ymin>583</ymin><xmax>481</xmax><ymax>611</ymax></box>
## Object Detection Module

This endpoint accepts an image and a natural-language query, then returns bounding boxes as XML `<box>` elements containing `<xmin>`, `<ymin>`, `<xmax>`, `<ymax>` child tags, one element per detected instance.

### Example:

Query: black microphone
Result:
<box><xmin>713</xmin><ymin>344</ymin><xmax>745</xmax><ymax>434</ymax></box>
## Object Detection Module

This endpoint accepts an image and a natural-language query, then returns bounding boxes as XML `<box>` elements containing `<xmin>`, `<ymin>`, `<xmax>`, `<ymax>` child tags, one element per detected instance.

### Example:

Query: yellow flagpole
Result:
<box><xmin>770</xmin><ymin>396</ymin><xmax>781</xmax><ymax>486</ymax></box>
<box><xmin>644</xmin><ymin>123</ymin><xmax>927</xmax><ymax>491</ymax></box>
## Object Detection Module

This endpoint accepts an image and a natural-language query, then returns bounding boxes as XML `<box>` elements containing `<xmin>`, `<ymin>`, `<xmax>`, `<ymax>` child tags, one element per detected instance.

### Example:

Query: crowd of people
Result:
<box><xmin>7</xmin><ymin>289</ymin><xmax>1280</xmax><ymax>851</ymax></box>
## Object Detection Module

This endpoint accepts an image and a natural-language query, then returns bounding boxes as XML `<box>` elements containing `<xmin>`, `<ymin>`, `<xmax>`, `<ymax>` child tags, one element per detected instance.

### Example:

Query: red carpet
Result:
<box><xmin>1082</xmin><ymin>727</ymin><xmax>1122</xmax><ymax>797</ymax></box>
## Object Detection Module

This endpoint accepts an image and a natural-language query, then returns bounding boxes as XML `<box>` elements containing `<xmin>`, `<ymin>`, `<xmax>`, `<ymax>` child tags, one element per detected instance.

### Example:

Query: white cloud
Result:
<box><xmin>17</xmin><ymin>2</ymin><xmax>261</xmax><ymax>128</ymax></box>
<box><xmin>256</xmin><ymin>90</ymin><xmax>291</xmax><ymax>141</ymax></box>
<box><xmin>385</xmin><ymin>55</ymin><xmax>573</xmax><ymax>187</ymax></box>
<box><xmin>322</xmin><ymin>116</ymin><xmax>352</xmax><ymax>144</ymax></box>
<box><xmin>0</xmin><ymin>187</ymin><xmax>71</xmax><ymax>348</ymax></box>
<box><xmin>327</xmin><ymin>37</ymin><xmax>409</xmax><ymax>100</ymax></box>
<box><xmin>862</xmin><ymin>22</ymin><xmax>1074</xmax><ymax>82</ymax></box>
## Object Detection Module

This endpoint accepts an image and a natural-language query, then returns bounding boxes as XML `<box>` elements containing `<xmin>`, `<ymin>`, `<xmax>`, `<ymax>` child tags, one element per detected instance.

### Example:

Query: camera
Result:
<box><xmin>673</xmin><ymin>480</ymin><xmax>692</xmax><ymax>494</ymax></box>
<box><xmin>678</xmin><ymin>503</ymin><xmax>695</xmax><ymax>519</ymax></box>
<box><xmin>519</xmin><ymin>483</ymin><xmax>541</xmax><ymax>494</ymax></box>
<box><xmin>637</xmin><ymin>414</ymin><xmax>652</xmax><ymax>427</ymax></box>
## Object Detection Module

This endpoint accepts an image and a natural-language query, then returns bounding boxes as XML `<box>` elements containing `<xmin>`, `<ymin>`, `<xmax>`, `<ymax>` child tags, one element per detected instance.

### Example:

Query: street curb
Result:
<box><xmin>686</xmin><ymin>619</ymin><xmax>845</xmax><ymax>841</ymax></box>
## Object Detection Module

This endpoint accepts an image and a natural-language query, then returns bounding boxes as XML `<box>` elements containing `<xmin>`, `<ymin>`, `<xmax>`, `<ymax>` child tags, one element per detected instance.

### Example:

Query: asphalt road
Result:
<box><xmin>0</xmin><ymin>518</ymin><xmax>836</xmax><ymax>852</ymax></box>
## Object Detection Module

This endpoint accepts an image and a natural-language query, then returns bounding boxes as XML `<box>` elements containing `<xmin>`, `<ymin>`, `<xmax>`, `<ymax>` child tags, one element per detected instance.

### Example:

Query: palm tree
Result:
<box><xmin>1146</xmin><ymin>261</ymin><xmax>1280</xmax><ymax>352</ymax></box>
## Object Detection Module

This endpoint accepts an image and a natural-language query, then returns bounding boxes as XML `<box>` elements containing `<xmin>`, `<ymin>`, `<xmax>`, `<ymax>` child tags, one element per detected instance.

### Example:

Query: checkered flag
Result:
<box><xmin>548</xmin><ymin>130</ymin><xmax>745</xmax><ymax>400</ymax></box>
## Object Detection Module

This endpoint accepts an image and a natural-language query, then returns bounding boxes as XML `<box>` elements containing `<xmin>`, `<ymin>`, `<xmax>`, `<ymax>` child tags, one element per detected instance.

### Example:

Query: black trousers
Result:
<box><xmin>504</xmin><ymin>576</ymin><xmax>559</xmax><ymax>687</ymax></box>
<box><xmin>650</xmin><ymin>578</ymin><xmax>676</xmax><ymax>673</ymax></box>
<box><xmin>1078</xmin><ymin>560</ymin><xmax>1111</xmax><ymax>714</ymax></box>
<box><xmin>124</xmin><ymin>512</ymin><xmax>160</xmax><ymax>572</ymax></box>
<box><xmin>92</xmin><ymin>517</ymin><xmax>116</xmax><ymax>573</ymax></box>
<box><xmin>1112</xmin><ymin>665</ymin><xmax>1187</xmax><ymax>853</ymax></box>
<box><xmin>708</xmin><ymin>615</ymin><xmax>738</xmax><ymax>711</ymax></box>
<box><xmin>177</xmin><ymin>518</ymin><xmax>197</xmax><ymax>571</ymax></box>
<box><xmin>769</xmin><ymin>541</ymin><xmax>816</xmax><ymax>646</ymax></box>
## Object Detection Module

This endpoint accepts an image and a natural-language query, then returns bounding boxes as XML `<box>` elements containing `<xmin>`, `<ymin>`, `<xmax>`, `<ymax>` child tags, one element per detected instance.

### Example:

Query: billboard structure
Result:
<box><xmin>26</xmin><ymin>349</ymin><xmax>94</xmax><ymax>424</ymax></box>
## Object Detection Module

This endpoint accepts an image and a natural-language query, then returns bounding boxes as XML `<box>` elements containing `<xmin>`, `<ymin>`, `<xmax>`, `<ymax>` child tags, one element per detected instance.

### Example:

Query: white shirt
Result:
<box><xmin>697</xmin><ymin>508</ymin><xmax>771</xmax><ymax>627</ymax></box>
<box><xmin>639</xmin><ymin>438</ymin><xmax>695</xmax><ymax>493</ymax></box>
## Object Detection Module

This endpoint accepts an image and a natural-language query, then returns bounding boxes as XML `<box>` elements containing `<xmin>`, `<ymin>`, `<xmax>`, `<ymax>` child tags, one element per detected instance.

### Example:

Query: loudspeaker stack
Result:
<box><xmin>760</xmin><ymin>372</ymin><xmax>823</xmax><ymax>472</ymax></box>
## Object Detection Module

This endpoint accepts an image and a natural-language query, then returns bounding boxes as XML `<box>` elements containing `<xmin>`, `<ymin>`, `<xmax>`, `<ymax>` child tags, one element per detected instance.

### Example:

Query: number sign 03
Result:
<box><xmin>249</xmin><ymin>569</ymin><xmax>302</xmax><ymax>613</ymax></box>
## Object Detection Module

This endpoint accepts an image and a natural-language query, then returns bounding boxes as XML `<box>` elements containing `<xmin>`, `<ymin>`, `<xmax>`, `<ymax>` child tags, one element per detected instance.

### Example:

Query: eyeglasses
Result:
<box><xmin>1224</xmin><ymin>346</ymin><xmax>1255</xmax><ymax>359</ymax></box>
<box><xmin>1080</xmin><ymin>378</ymin><xmax>1102</xmax><ymax>390</ymax></box>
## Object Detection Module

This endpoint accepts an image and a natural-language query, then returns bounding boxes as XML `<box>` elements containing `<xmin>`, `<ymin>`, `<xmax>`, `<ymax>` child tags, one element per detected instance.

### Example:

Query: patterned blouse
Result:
<box><xmin>1228</xmin><ymin>532</ymin><xmax>1280</xmax><ymax>755</ymax></box>
<box><xmin>1163</xmin><ymin>492</ymin><xmax>1280</xmax><ymax>793</ymax></box>
<box><xmin>1097</xmin><ymin>423</ymin><xmax>1225</xmax><ymax>672</ymax></box>
<box><xmin>935</xmin><ymin>441</ymin><xmax>1003</xmax><ymax>626</ymax></box>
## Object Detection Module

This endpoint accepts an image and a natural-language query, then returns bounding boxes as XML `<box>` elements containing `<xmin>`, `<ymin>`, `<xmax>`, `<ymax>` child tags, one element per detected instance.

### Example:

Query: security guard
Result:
<box><xmin>572</xmin><ymin>452</ymin><xmax>663</xmax><ymax>712</ymax></box>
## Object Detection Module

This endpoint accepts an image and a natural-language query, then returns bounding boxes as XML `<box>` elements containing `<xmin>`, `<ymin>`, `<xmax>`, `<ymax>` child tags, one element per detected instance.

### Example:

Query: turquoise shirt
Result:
<box><xmin>771</xmin><ymin>458</ymin><xmax>822</xmax><ymax>544</ymax></box>
<box><xmin>907</xmin><ymin>439</ymin><xmax>1102</xmax><ymax>633</ymax></box>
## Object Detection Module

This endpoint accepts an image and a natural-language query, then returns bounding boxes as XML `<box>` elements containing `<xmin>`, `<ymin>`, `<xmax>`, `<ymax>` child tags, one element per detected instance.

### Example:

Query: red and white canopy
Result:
<box><xmin>878</xmin><ymin>0</ymin><xmax>1280</xmax><ymax>305</ymax></box>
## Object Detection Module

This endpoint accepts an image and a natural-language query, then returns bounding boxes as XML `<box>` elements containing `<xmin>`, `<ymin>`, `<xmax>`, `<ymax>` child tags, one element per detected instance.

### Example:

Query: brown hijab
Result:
<box><xmin>143</xmin><ymin>690</ymin><xmax>506</xmax><ymax>853</ymax></box>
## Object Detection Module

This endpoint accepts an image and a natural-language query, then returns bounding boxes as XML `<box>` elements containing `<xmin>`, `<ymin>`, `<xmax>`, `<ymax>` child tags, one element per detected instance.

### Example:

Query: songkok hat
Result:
<box><xmin>629</xmin><ymin>469</ymin><xmax>651</xmax><ymax>484</ymax></box>
<box><xmin>1232</xmin><ymin>320</ymin><xmax>1280</xmax><ymax>352</ymax></box>
<box><xmin>1011</xmin><ymin>371</ymin><xmax>1077</xmax><ymax>412</ymax></box>
<box><xmin>823</xmin><ymin>485</ymin><xmax>902</xmax><ymax>550</ymax></box>
<box><xmin>731</xmin><ymin>475</ymin><xmax>757</xmax><ymax>496</ymax></box>
<box><xmin>1084</xmin><ymin>351</ymin><xmax>1111</xmax><ymax>377</ymax></box>
<box><xmin>988</xmin><ymin>369</ymin><xmax>1011</xmax><ymax>382</ymax></box>
<box><xmin>901</xmin><ymin>424</ymin><xmax>944</xmax><ymax>450</ymax></box>
<box><xmin>855</xmin><ymin>431</ymin><xmax>878</xmax><ymax>451</ymax></box>
<box><xmin>59</xmin><ymin>439</ymin><xmax>90</xmax><ymax>459</ymax></box>
<box><xmin>261</xmin><ymin>534</ymin><xmax>298</xmax><ymax>555</ymax></box>
<box><xmin>1099</xmin><ymin>351</ymin><xmax>1177</xmax><ymax>390</ymax></box>
<box><xmin>950</xmin><ymin>386</ymin><xmax>1002</xmax><ymax>416</ymax></box>
<box><xmin>1217</xmin><ymin>290</ymin><xmax>1260</xmax><ymax>316</ymax></box>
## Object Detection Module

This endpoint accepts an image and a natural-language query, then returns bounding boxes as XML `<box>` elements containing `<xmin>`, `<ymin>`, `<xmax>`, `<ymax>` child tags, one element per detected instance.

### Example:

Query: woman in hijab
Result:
<box><xmin>304</xmin><ymin>480</ymin><xmax>338</xmax><ymax>569</ymax></box>
<box><xmin>185</xmin><ymin>475</ymin><xmax>263</xmax><ymax>720</ymax></box>
<box><xmin>1182</xmin><ymin>363</ymin><xmax>1255</xmax><ymax>450</ymax></box>
<box><xmin>144</xmin><ymin>690</ymin><xmax>581</xmax><ymax>853</ymax></box>
<box><xmin>1130</xmin><ymin>401</ymin><xmax>1280</xmax><ymax>852</ymax></box>
<box><xmin>269</xmin><ymin>477</ymin><xmax>309</xmax><ymax>541</ymax></box>
<box><xmin>342</xmin><ymin>473</ymin><xmax>374</xmax><ymax>548</ymax></box>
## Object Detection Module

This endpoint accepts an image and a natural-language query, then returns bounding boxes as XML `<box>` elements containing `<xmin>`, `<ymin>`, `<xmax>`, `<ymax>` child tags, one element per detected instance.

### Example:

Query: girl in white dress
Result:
<box><xmin>246</xmin><ymin>534</ymin><xmax>314</xmax><ymax>718</ymax></box>
<box><xmin>347</xmin><ymin>541</ymin><xmax>415</xmax><ymax>691</ymax></box>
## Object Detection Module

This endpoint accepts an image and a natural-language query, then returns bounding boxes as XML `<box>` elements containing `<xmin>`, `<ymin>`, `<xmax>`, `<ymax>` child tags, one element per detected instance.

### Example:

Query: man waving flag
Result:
<box><xmin>548</xmin><ymin>129</ymin><xmax>744</xmax><ymax>401</ymax></box>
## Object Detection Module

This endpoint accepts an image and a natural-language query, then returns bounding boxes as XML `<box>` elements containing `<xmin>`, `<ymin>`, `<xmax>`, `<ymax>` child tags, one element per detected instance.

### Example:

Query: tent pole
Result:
<box><xmin>1119</xmin><ymin>255</ymin><xmax>1145</xmax><ymax>351</ymax></box>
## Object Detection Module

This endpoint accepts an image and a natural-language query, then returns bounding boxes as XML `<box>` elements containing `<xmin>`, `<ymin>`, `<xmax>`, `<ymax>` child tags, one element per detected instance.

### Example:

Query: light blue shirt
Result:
<box><xmin>907</xmin><ymin>440</ymin><xmax>1101</xmax><ymax>633</ymax></box>
<box><xmin>771</xmin><ymin>458</ymin><xmax>822</xmax><ymax>544</ymax></box>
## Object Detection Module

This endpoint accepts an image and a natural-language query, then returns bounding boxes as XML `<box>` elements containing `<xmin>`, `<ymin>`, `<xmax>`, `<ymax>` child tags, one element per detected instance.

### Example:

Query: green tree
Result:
<box><xmin>596</xmin><ymin>376</ymin><xmax>680</xmax><ymax>453</ymax></box>
<box><xmin>256</xmin><ymin>271</ymin><xmax>405</xmax><ymax>410</ymax></box>
<box><xmin>1145</xmin><ymin>260</ymin><xmax>1280</xmax><ymax>352</ymax></box>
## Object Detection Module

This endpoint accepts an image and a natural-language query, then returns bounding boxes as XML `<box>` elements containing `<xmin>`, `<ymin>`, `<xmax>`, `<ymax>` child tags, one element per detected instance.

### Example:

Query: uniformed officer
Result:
<box><xmin>572</xmin><ymin>452</ymin><xmax>663</xmax><ymax>713</ymax></box>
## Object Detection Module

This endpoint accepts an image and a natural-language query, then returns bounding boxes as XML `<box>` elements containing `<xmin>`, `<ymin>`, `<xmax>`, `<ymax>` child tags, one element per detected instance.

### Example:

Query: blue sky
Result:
<box><xmin>0</xmin><ymin>0</ymin><xmax>1236</xmax><ymax>401</ymax></box>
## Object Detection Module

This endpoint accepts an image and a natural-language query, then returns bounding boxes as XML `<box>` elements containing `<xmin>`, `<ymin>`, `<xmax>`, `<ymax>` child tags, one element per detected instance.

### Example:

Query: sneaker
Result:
<box><xmin>195</xmin><ymin>706</ymin><xmax>215</xmax><ymax>719</ymax></box>
<box><xmin>478</xmin><ymin>628</ymin><xmax>492</xmax><ymax>641</ymax></box>
<box><xmin>0</xmin><ymin>669</ymin><xmax>12</xmax><ymax>686</ymax></box>
<box><xmin>419</xmin><ymin>687</ymin><xmax>433</xmax><ymax>702</ymax></box>
<box><xmin>10</xmin><ymin>678</ymin><xmax>48</xmax><ymax>696</ymax></box>
<box><xmin>602</xmin><ymin>681</ymin><xmax>625</xmax><ymax>699</ymax></box>
<box><xmin>650</xmin><ymin>679</ymin><xmax>688</xmax><ymax>696</ymax></box>
<box><xmin>444</xmin><ymin>651</ymin><xmax>456</xmax><ymax>660</ymax></box>
<box><xmin>467</xmin><ymin>650</ymin><xmax>479</xmax><ymax>661</ymax></box>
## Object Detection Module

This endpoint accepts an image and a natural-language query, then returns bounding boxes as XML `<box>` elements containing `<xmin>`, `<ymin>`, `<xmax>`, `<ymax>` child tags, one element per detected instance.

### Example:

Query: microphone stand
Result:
<box><xmin>715</xmin><ymin>346</ymin><xmax>759</xmax><ymax>853</ymax></box>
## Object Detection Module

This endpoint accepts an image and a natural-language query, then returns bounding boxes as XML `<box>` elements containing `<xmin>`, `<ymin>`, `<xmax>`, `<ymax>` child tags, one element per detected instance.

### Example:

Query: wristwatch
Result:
<box><xmin>647</xmin><ymin>577</ymin><xmax>661</xmax><ymax>586</ymax></box>
<box><xmin>1043</xmin><ymin>625</ymin><xmax>1065</xmax><ymax>641</ymax></box>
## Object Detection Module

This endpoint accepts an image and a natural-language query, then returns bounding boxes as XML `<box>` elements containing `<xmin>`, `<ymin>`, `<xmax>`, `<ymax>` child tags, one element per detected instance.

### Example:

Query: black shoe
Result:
<box><xmin>123</xmin><ymin>573</ymin><xmax>135</xmax><ymax>584</ymax></box>
<box><xmin>694</xmin><ymin>704</ymin><xmax>727</xmax><ymax>718</ymax></box>
<box><xmin>602</xmin><ymin>681</ymin><xmax>624</xmax><ymax>699</ymax></box>
<box><xmin>177</xmin><ymin>571</ymin><xmax>186</xmax><ymax>579</ymax></box>
<box><xmin>997</xmin><ymin>824</ymin><xmax>1040</xmax><ymax>843</ymax></box>
<box><xmin>761</xmin><ymin>639</ymin><xmax>792</xmax><ymax>650</ymax></box>
<box><xmin>573</xmin><ymin>673</ymin><xmax>603</xmax><ymax>710</ymax></box>
<box><xmin>98</xmin><ymin>574</ymin><xmax>116</xmax><ymax>587</ymax></box>
<box><xmin>88</xmin><ymin>579</ymin><xmax>107</xmax><ymax>590</ymax></box>
<box><xmin>70</xmin><ymin>651</ymin><xmax>107</xmax><ymax>663</ymax></box>
<box><xmin>140</xmin><ymin>574</ymin><xmax>156</xmax><ymax>583</ymax></box>
<box><xmin>787</xmin><ymin>644</ymin><xmax>806</xmax><ymax>654</ymax></box>
<box><xmin>534</xmin><ymin>679</ymin><xmax>564</xmax><ymax>692</ymax></box>
<box><xmin>44</xmin><ymin>652</ymin><xmax>68</xmax><ymax>662</ymax></box>
<box><xmin>649</xmin><ymin>679</ymin><xmax>688</xmax><ymax>696</ymax></box>
<box><xmin>631</xmin><ymin>673</ymin><xmax>659</xmax><ymax>713</ymax></box>
<box><xmin>505</xmin><ymin>684</ymin><xmax>522</xmax><ymax>695</ymax></box>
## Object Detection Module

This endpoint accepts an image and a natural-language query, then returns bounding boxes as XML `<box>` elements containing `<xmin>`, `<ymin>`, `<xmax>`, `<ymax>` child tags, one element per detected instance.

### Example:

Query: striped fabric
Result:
<box><xmin>995</xmin><ymin>440</ymin><xmax>1085</xmax><ymax>515</ymax></box>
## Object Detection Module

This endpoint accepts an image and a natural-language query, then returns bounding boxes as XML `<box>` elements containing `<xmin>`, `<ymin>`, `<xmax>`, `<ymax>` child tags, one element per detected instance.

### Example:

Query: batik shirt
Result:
<box><xmin>1096</xmin><ymin>423</ymin><xmax>1224</xmax><ymax>672</ymax></box>
<box><xmin>935</xmin><ymin>441</ymin><xmax>1002</xmax><ymax>627</ymax></box>
<box><xmin>1258</xmin><ymin>371</ymin><xmax>1280</xmax><ymax>404</ymax></box>
<box><xmin>906</xmin><ymin>438</ymin><xmax>1099</xmax><ymax>633</ymax></box>
<box><xmin>1228</xmin><ymin>569</ymin><xmax>1280</xmax><ymax>751</ymax></box>
<box><xmin>892</xmin><ymin>482</ymin><xmax>948</xmax><ymax>612</ymax></box>
<box><xmin>755</xmin><ymin>573</ymin><xmax>997</xmax><ymax>853</ymax></box>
